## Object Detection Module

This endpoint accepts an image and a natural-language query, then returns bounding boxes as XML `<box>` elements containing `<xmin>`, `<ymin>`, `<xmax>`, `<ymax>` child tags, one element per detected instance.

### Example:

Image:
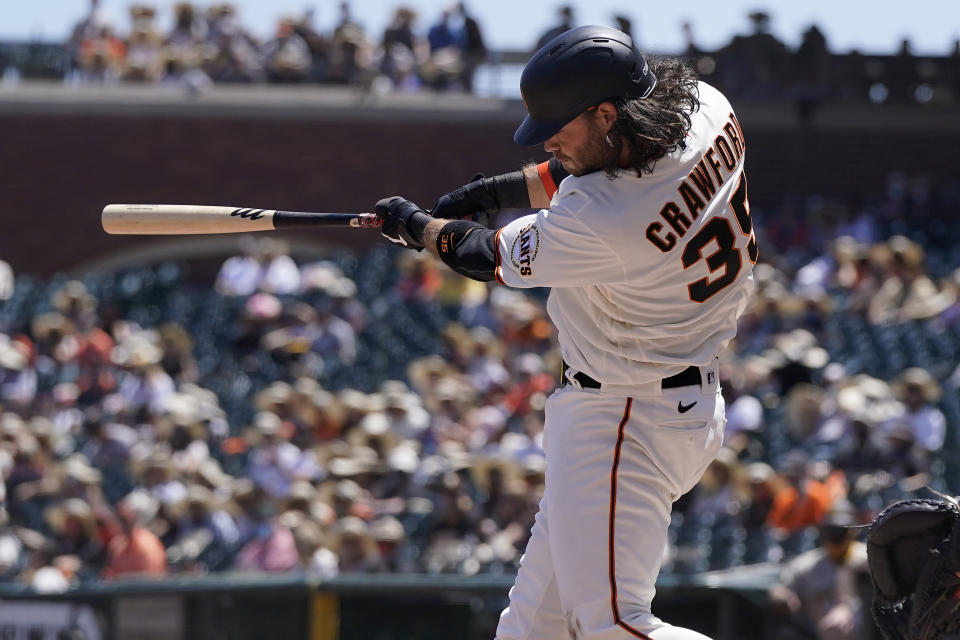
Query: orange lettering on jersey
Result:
<box><xmin>646</xmin><ymin>221</ymin><xmax>676</xmax><ymax>253</ymax></box>
<box><xmin>678</xmin><ymin>181</ymin><xmax>706</xmax><ymax>220</ymax></box>
<box><xmin>688</xmin><ymin>159</ymin><xmax>717</xmax><ymax>201</ymax></box>
<box><xmin>723</xmin><ymin>123</ymin><xmax>743</xmax><ymax>160</ymax></box>
<box><xmin>714</xmin><ymin>135</ymin><xmax>736</xmax><ymax>171</ymax></box>
<box><xmin>704</xmin><ymin>149</ymin><xmax>724</xmax><ymax>185</ymax></box>
<box><xmin>659</xmin><ymin>201</ymin><xmax>691</xmax><ymax>236</ymax></box>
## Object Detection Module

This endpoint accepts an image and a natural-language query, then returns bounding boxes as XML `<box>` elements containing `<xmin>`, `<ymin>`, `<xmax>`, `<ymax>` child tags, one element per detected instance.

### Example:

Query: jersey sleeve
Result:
<box><xmin>493</xmin><ymin>200</ymin><xmax>626</xmax><ymax>289</ymax></box>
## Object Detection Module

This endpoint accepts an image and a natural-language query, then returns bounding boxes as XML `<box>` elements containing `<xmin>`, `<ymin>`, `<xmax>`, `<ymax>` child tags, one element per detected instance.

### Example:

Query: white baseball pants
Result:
<box><xmin>496</xmin><ymin>362</ymin><xmax>725</xmax><ymax>640</ymax></box>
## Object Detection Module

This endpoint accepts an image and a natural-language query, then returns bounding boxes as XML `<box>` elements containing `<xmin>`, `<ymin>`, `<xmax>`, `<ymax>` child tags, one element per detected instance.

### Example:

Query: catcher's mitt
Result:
<box><xmin>867</xmin><ymin>497</ymin><xmax>960</xmax><ymax>640</ymax></box>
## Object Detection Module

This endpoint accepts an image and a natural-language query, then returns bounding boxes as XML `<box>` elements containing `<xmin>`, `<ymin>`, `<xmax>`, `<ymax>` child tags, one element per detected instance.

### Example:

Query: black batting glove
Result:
<box><xmin>374</xmin><ymin>196</ymin><xmax>432</xmax><ymax>251</ymax></box>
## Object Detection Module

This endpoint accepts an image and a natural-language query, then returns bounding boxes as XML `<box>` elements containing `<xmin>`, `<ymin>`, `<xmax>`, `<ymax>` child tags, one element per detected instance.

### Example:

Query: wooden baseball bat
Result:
<box><xmin>101</xmin><ymin>204</ymin><xmax>382</xmax><ymax>235</ymax></box>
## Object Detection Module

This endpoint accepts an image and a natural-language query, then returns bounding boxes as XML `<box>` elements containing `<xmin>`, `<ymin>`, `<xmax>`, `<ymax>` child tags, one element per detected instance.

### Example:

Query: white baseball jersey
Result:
<box><xmin>494</xmin><ymin>82</ymin><xmax>755</xmax><ymax>389</ymax></box>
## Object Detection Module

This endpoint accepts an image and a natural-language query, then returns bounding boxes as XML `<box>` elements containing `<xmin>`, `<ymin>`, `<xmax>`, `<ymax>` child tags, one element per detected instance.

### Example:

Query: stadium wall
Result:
<box><xmin>0</xmin><ymin>573</ymin><xmax>776</xmax><ymax>640</ymax></box>
<box><xmin>1</xmin><ymin>84</ymin><xmax>958</xmax><ymax>275</ymax></box>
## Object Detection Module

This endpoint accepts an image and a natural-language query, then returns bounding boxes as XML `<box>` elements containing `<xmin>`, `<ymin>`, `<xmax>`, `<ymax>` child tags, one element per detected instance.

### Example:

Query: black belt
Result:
<box><xmin>561</xmin><ymin>360</ymin><xmax>701</xmax><ymax>390</ymax></box>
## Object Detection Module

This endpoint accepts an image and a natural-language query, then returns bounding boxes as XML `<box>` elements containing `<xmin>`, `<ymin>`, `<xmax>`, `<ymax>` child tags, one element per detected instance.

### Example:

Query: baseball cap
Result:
<box><xmin>514</xmin><ymin>25</ymin><xmax>657</xmax><ymax>146</ymax></box>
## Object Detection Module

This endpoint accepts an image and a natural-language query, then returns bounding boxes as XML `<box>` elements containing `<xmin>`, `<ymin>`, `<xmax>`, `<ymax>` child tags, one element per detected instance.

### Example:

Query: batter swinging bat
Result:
<box><xmin>101</xmin><ymin>204</ymin><xmax>381</xmax><ymax>235</ymax></box>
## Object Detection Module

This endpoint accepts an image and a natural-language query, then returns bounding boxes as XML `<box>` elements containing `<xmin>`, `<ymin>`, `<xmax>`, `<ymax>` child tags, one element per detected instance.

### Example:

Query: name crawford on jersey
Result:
<box><xmin>645</xmin><ymin>111</ymin><xmax>746</xmax><ymax>253</ymax></box>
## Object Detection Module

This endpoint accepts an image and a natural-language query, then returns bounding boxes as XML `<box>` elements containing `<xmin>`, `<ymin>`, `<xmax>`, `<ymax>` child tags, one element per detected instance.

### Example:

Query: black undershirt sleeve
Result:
<box><xmin>435</xmin><ymin>219</ymin><xmax>499</xmax><ymax>282</ymax></box>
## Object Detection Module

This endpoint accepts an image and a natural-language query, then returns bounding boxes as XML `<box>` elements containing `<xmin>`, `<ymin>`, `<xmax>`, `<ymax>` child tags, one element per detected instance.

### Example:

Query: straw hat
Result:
<box><xmin>51</xmin><ymin>281</ymin><xmax>96</xmax><ymax>315</ymax></box>
<box><xmin>195</xmin><ymin>458</ymin><xmax>232</xmax><ymax>491</ymax></box>
<box><xmin>407</xmin><ymin>355</ymin><xmax>455</xmax><ymax>392</ymax></box>
<box><xmin>746</xmin><ymin>462</ymin><xmax>775</xmax><ymax>485</ymax></box>
<box><xmin>892</xmin><ymin>367</ymin><xmax>942</xmax><ymax>404</ymax></box>
<box><xmin>338</xmin><ymin>389</ymin><xmax>376</xmax><ymax>414</ymax></box>
<box><xmin>346</xmin><ymin>421</ymin><xmax>399</xmax><ymax>455</ymax></box>
<box><xmin>773</xmin><ymin>329</ymin><xmax>829</xmax><ymax>369</ymax></box>
<box><xmin>470</xmin><ymin>455</ymin><xmax>523</xmax><ymax>493</ymax></box>
<box><xmin>30</xmin><ymin>312</ymin><xmax>74</xmax><ymax>341</ymax></box>
<box><xmin>283</xmin><ymin>481</ymin><xmax>317</xmax><ymax>513</ymax></box>
<box><xmin>436</xmin><ymin>440</ymin><xmax>473</xmax><ymax>472</ymax></box>
<box><xmin>386</xmin><ymin>442</ymin><xmax>420</xmax><ymax>474</ymax></box>
<box><xmin>168</xmin><ymin>484</ymin><xmax>218</xmax><ymax>520</ymax></box>
<box><xmin>381</xmin><ymin>380</ymin><xmax>416</xmax><ymax>413</ymax></box>
<box><xmin>119</xmin><ymin>490</ymin><xmax>159</xmax><ymax>525</ymax></box>
<box><xmin>110</xmin><ymin>339</ymin><xmax>162</xmax><ymax>368</ymax></box>
<box><xmin>45</xmin><ymin>498</ymin><xmax>97</xmax><ymax>537</ymax></box>
<box><xmin>329</xmin><ymin>516</ymin><xmax>377</xmax><ymax>557</ymax></box>
<box><xmin>60</xmin><ymin>454</ymin><xmax>102</xmax><ymax>486</ymax></box>
<box><xmin>0</xmin><ymin>413</ymin><xmax>26</xmax><ymax>439</ymax></box>
<box><xmin>370</xmin><ymin>516</ymin><xmax>405</xmax><ymax>544</ymax></box>
<box><xmin>0</xmin><ymin>336</ymin><xmax>27</xmax><ymax>371</ymax></box>
<box><xmin>327</xmin><ymin>445</ymin><xmax>380</xmax><ymax>477</ymax></box>
<box><xmin>255</xmin><ymin>382</ymin><xmax>293</xmax><ymax>411</ymax></box>
<box><xmin>131</xmin><ymin>450</ymin><xmax>175</xmax><ymax>483</ymax></box>
<box><xmin>253</xmin><ymin>411</ymin><xmax>283</xmax><ymax>437</ymax></box>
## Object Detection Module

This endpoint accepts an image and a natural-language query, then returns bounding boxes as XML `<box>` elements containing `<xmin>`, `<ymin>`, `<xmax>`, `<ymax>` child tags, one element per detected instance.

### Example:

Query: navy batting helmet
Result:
<box><xmin>514</xmin><ymin>25</ymin><xmax>657</xmax><ymax>146</ymax></box>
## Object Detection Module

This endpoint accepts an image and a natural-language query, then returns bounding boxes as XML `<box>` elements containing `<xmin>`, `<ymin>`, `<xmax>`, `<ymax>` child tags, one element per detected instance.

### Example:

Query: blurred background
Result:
<box><xmin>0</xmin><ymin>1</ymin><xmax>959</xmax><ymax>639</ymax></box>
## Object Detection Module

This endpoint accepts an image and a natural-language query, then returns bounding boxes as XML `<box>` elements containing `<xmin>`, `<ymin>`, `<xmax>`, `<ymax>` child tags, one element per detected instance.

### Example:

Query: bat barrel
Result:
<box><xmin>101</xmin><ymin>204</ymin><xmax>379</xmax><ymax>235</ymax></box>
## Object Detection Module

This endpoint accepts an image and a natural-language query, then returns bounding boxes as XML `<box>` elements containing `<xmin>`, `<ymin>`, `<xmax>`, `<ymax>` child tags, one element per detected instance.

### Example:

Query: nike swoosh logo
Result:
<box><xmin>677</xmin><ymin>401</ymin><xmax>697</xmax><ymax>413</ymax></box>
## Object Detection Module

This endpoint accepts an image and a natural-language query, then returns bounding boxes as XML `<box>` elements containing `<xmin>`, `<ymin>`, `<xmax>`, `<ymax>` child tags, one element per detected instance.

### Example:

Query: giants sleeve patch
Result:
<box><xmin>510</xmin><ymin>223</ymin><xmax>540</xmax><ymax>277</ymax></box>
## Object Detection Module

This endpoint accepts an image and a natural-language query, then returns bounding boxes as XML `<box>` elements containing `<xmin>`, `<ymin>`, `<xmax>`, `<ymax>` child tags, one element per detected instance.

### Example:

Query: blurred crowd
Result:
<box><xmin>0</xmin><ymin>172</ymin><xmax>958</xmax><ymax>626</ymax></box>
<box><xmin>50</xmin><ymin>1</ymin><xmax>960</xmax><ymax>107</ymax></box>
<box><xmin>66</xmin><ymin>0</ymin><xmax>487</xmax><ymax>92</ymax></box>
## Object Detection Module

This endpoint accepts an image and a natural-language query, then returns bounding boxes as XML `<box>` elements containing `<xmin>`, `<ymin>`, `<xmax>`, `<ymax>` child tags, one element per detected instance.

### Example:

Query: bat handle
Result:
<box><xmin>350</xmin><ymin>214</ymin><xmax>382</xmax><ymax>228</ymax></box>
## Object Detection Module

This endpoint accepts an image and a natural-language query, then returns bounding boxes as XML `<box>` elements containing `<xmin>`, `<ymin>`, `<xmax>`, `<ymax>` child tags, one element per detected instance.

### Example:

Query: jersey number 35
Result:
<box><xmin>681</xmin><ymin>172</ymin><xmax>757</xmax><ymax>303</ymax></box>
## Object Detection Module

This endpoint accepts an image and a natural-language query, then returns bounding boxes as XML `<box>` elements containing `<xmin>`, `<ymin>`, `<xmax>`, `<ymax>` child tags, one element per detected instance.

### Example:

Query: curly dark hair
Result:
<box><xmin>603</xmin><ymin>57</ymin><xmax>700</xmax><ymax>179</ymax></box>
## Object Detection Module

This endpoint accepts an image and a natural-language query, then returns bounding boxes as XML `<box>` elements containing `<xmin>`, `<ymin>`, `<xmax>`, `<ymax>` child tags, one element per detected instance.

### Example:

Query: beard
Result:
<box><xmin>555</xmin><ymin>121</ymin><xmax>620</xmax><ymax>177</ymax></box>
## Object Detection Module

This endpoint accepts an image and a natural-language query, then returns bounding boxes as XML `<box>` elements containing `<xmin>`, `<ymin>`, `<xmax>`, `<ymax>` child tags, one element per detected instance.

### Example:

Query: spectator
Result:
<box><xmin>44</xmin><ymin>498</ymin><xmax>105</xmax><ymax>581</ymax></box>
<box><xmin>205</xmin><ymin>4</ymin><xmax>262</xmax><ymax>82</ymax></box>
<box><xmin>888</xmin><ymin>367</ymin><xmax>946</xmax><ymax>451</ymax></box>
<box><xmin>166</xmin><ymin>2</ymin><xmax>208</xmax><ymax>50</ymax></box>
<box><xmin>288</xmin><ymin>512</ymin><xmax>338</xmax><ymax>578</ymax></box>
<box><xmin>328</xmin><ymin>2</ymin><xmax>373</xmax><ymax>84</ymax></box>
<box><xmin>612</xmin><ymin>15</ymin><xmax>634</xmax><ymax>44</ymax></box>
<box><xmin>380</xmin><ymin>6</ymin><xmax>422</xmax><ymax>91</ymax></box>
<box><xmin>68</xmin><ymin>0</ymin><xmax>110</xmax><ymax>71</ymax></box>
<box><xmin>263</xmin><ymin>18</ymin><xmax>312</xmax><ymax>83</ymax></box>
<box><xmin>535</xmin><ymin>5</ymin><xmax>575</xmax><ymax>51</ymax></box>
<box><xmin>233</xmin><ymin>512</ymin><xmax>299</xmax><ymax>572</ymax></box>
<box><xmin>422</xmin><ymin>9</ymin><xmax>463</xmax><ymax>91</ymax></box>
<box><xmin>123</xmin><ymin>6</ymin><xmax>163</xmax><ymax>82</ymax></box>
<box><xmin>878</xmin><ymin>421</ymin><xmax>931</xmax><ymax>493</ymax></box>
<box><xmin>165</xmin><ymin>484</ymin><xmax>238</xmax><ymax>571</ymax></box>
<box><xmin>246</xmin><ymin>411</ymin><xmax>324</xmax><ymax>499</ymax></box>
<box><xmin>330</xmin><ymin>516</ymin><xmax>380</xmax><ymax>573</ymax></box>
<box><xmin>455</xmin><ymin>3</ymin><xmax>486</xmax><ymax>92</ymax></box>
<box><xmin>766</xmin><ymin>452</ymin><xmax>835</xmax><ymax>538</ymax></box>
<box><xmin>743</xmin><ymin>462</ymin><xmax>777</xmax><ymax>534</ymax></box>
<box><xmin>216</xmin><ymin>237</ymin><xmax>300</xmax><ymax>297</ymax></box>
<box><xmin>689</xmin><ymin>448</ymin><xmax>747</xmax><ymax>522</ymax></box>
<box><xmin>769</xmin><ymin>503</ymin><xmax>870</xmax><ymax>640</ymax></box>
<box><xmin>427</xmin><ymin>10</ymin><xmax>458</xmax><ymax>53</ymax></box>
<box><xmin>102</xmin><ymin>490</ymin><xmax>167</xmax><ymax>579</ymax></box>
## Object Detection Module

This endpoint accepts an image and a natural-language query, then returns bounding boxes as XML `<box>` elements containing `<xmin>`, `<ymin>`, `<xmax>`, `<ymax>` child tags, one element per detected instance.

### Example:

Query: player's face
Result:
<box><xmin>543</xmin><ymin>110</ymin><xmax>613</xmax><ymax>177</ymax></box>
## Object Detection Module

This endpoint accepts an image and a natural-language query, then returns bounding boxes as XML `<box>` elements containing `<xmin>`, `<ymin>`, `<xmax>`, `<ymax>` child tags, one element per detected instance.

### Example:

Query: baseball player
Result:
<box><xmin>374</xmin><ymin>25</ymin><xmax>755</xmax><ymax>640</ymax></box>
